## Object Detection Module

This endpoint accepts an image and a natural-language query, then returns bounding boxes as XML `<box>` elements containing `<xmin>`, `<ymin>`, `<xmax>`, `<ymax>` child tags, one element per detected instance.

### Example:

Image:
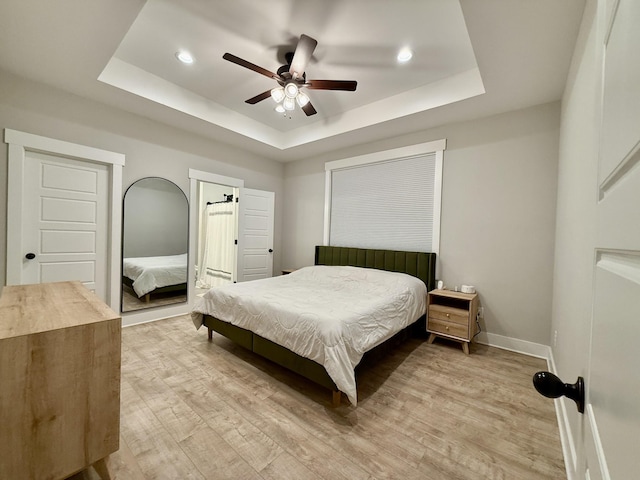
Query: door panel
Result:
<box><xmin>586</xmin><ymin>0</ymin><xmax>640</xmax><ymax>477</ymax></box>
<box><xmin>237</xmin><ymin>188</ymin><xmax>274</xmax><ymax>282</ymax></box>
<box><xmin>598</xmin><ymin>0</ymin><xmax>640</xmax><ymax>181</ymax></box>
<box><xmin>22</xmin><ymin>151</ymin><xmax>108</xmax><ymax>297</ymax></box>
<box><xmin>40</xmin><ymin>261</ymin><xmax>95</xmax><ymax>283</ymax></box>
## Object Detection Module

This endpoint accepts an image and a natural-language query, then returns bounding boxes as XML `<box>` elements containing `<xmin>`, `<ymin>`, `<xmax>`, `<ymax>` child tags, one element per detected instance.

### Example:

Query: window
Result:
<box><xmin>324</xmin><ymin>139</ymin><xmax>445</xmax><ymax>254</ymax></box>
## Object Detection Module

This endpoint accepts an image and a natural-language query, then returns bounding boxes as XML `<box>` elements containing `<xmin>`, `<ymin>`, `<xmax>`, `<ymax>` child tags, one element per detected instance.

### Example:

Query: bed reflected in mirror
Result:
<box><xmin>121</xmin><ymin>177</ymin><xmax>188</xmax><ymax>312</ymax></box>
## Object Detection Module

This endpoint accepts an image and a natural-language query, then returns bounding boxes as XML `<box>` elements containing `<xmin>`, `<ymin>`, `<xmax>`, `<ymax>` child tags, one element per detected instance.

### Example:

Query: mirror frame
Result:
<box><xmin>121</xmin><ymin>177</ymin><xmax>189</xmax><ymax>313</ymax></box>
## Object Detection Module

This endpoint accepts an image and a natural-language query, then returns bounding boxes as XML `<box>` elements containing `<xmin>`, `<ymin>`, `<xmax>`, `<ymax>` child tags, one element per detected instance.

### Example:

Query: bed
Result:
<box><xmin>122</xmin><ymin>253</ymin><xmax>188</xmax><ymax>302</ymax></box>
<box><xmin>191</xmin><ymin>246</ymin><xmax>436</xmax><ymax>406</ymax></box>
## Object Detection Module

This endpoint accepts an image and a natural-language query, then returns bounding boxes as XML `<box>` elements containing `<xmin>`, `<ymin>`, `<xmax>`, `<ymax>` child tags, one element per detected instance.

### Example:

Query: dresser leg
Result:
<box><xmin>427</xmin><ymin>333</ymin><xmax>437</xmax><ymax>344</ymax></box>
<box><xmin>462</xmin><ymin>342</ymin><xmax>470</xmax><ymax>355</ymax></box>
<box><xmin>92</xmin><ymin>457</ymin><xmax>111</xmax><ymax>480</ymax></box>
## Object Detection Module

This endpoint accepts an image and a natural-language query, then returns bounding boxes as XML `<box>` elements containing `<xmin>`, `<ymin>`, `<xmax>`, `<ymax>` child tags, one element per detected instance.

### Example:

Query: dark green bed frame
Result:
<box><xmin>203</xmin><ymin>245</ymin><xmax>437</xmax><ymax>406</ymax></box>
<box><xmin>122</xmin><ymin>275</ymin><xmax>187</xmax><ymax>303</ymax></box>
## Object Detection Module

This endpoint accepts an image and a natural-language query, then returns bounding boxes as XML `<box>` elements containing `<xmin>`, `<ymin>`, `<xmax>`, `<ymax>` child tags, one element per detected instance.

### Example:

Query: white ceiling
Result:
<box><xmin>0</xmin><ymin>0</ymin><xmax>585</xmax><ymax>162</ymax></box>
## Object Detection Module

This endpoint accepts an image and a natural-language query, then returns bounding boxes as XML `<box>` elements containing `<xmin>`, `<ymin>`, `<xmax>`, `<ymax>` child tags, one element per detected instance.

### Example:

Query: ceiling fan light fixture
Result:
<box><xmin>397</xmin><ymin>47</ymin><xmax>413</xmax><ymax>63</ymax></box>
<box><xmin>296</xmin><ymin>91</ymin><xmax>310</xmax><ymax>107</ymax></box>
<box><xmin>284</xmin><ymin>82</ymin><xmax>299</xmax><ymax>98</ymax></box>
<box><xmin>283</xmin><ymin>96</ymin><xmax>296</xmax><ymax>111</ymax></box>
<box><xmin>175</xmin><ymin>50</ymin><xmax>194</xmax><ymax>64</ymax></box>
<box><xmin>271</xmin><ymin>87</ymin><xmax>285</xmax><ymax>103</ymax></box>
<box><xmin>275</xmin><ymin>104</ymin><xmax>286</xmax><ymax>113</ymax></box>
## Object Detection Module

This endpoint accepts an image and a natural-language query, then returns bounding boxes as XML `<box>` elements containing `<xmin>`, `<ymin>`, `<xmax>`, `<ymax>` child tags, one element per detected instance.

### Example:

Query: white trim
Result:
<box><xmin>121</xmin><ymin>304</ymin><xmax>191</xmax><ymax>327</ymax></box>
<box><xmin>188</xmin><ymin>168</ymin><xmax>244</xmax><ymax>187</ymax></box>
<box><xmin>548</xmin><ymin>349</ymin><xmax>579</xmax><ymax>480</ymax></box>
<box><xmin>4</xmin><ymin>128</ymin><xmax>124</xmax><ymax>312</ymax></box>
<box><xmin>4</xmin><ymin>129</ymin><xmax>125</xmax><ymax>166</ymax></box>
<box><xmin>432</xmin><ymin>150</ymin><xmax>444</xmax><ymax>272</ymax></box>
<box><xmin>586</xmin><ymin>404</ymin><xmax>611</xmax><ymax>480</ymax></box>
<box><xmin>325</xmin><ymin>139</ymin><xmax>447</xmax><ymax>171</ymax></box>
<box><xmin>323</xmin><ymin>170</ymin><xmax>332</xmax><ymax>246</ymax></box>
<box><xmin>474</xmin><ymin>331</ymin><xmax>550</xmax><ymax>359</ymax></box>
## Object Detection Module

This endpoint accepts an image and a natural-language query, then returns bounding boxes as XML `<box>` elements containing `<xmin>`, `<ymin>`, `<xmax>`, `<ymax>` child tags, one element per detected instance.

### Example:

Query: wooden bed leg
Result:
<box><xmin>207</xmin><ymin>328</ymin><xmax>213</xmax><ymax>341</ymax></box>
<box><xmin>332</xmin><ymin>390</ymin><xmax>341</xmax><ymax>407</ymax></box>
<box><xmin>144</xmin><ymin>293</ymin><xmax>150</xmax><ymax>303</ymax></box>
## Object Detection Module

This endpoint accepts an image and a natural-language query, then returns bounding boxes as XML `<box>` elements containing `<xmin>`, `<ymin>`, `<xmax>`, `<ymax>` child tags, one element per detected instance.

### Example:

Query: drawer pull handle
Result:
<box><xmin>445</xmin><ymin>326</ymin><xmax>449</xmax><ymax>331</ymax></box>
<box><xmin>446</xmin><ymin>313</ymin><xmax>450</xmax><ymax>318</ymax></box>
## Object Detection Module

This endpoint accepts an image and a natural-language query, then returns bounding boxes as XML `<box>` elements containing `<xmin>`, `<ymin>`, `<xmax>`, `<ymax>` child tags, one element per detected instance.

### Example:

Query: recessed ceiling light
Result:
<box><xmin>397</xmin><ymin>47</ymin><xmax>413</xmax><ymax>63</ymax></box>
<box><xmin>175</xmin><ymin>51</ymin><xmax>194</xmax><ymax>64</ymax></box>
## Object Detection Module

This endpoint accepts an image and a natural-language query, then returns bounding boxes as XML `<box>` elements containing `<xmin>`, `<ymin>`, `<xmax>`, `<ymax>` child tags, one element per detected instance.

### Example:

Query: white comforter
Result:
<box><xmin>191</xmin><ymin>265</ymin><xmax>426</xmax><ymax>405</ymax></box>
<box><xmin>123</xmin><ymin>253</ymin><xmax>188</xmax><ymax>297</ymax></box>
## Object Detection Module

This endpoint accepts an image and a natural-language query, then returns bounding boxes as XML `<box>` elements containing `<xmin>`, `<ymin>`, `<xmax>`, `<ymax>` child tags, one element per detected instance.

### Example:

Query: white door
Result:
<box><xmin>582</xmin><ymin>1</ymin><xmax>640</xmax><ymax>478</ymax></box>
<box><xmin>18</xmin><ymin>151</ymin><xmax>109</xmax><ymax>298</ymax></box>
<box><xmin>236</xmin><ymin>188</ymin><xmax>275</xmax><ymax>282</ymax></box>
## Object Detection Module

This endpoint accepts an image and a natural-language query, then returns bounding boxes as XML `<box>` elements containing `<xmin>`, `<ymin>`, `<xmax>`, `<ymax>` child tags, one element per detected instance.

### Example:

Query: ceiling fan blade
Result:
<box><xmin>289</xmin><ymin>34</ymin><xmax>317</xmax><ymax>79</ymax></box>
<box><xmin>223</xmin><ymin>53</ymin><xmax>279</xmax><ymax>80</ymax></box>
<box><xmin>306</xmin><ymin>79</ymin><xmax>357</xmax><ymax>91</ymax></box>
<box><xmin>245</xmin><ymin>90</ymin><xmax>273</xmax><ymax>105</ymax></box>
<box><xmin>301</xmin><ymin>101</ymin><xmax>317</xmax><ymax>116</ymax></box>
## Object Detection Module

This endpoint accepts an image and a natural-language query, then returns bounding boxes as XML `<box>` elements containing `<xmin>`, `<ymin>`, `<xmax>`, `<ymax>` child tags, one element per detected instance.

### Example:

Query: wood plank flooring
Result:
<box><xmin>69</xmin><ymin>315</ymin><xmax>565</xmax><ymax>480</ymax></box>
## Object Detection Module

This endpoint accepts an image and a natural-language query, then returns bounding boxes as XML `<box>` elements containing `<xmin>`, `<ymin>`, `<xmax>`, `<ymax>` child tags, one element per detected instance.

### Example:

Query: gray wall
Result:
<box><xmin>283</xmin><ymin>102</ymin><xmax>560</xmax><ymax>345</ymax></box>
<box><xmin>0</xmin><ymin>70</ymin><xmax>284</xmax><ymax>291</ymax></box>
<box><xmin>123</xmin><ymin>178</ymin><xmax>188</xmax><ymax>258</ymax></box>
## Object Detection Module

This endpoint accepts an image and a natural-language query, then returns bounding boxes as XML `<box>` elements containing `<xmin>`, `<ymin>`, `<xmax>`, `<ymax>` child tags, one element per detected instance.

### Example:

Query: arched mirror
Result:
<box><xmin>121</xmin><ymin>177</ymin><xmax>188</xmax><ymax>312</ymax></box>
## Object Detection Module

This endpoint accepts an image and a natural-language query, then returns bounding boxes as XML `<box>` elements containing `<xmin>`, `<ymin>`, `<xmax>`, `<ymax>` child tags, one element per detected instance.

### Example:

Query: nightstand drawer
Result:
<box><xmin>428</xmin><ymin>305</ymin><xmax>468</xmax><ymax>325</ymax></box>
<box><xmin>428</xmin><ymin>317</ymin><xmax>469</xmax><ymax>339</ymax></box>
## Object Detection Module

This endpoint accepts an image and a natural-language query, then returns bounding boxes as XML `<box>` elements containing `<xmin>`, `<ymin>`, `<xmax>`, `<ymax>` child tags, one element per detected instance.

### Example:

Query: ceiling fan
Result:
<box><xmin>222</xmin><ymin>34</ymin><xmax>357</xmax><ymax>116</ymax></box>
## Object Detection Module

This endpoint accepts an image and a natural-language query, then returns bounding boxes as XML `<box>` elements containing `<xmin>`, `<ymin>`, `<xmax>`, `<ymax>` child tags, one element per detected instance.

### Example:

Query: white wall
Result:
<box><xmin>283</xmin><ymin>102</ymin><xmax>560</xmax><ymax>346</ymax></box>
<box><xmin>0</xmin><ymin>70</ymin><xmax>284</xmax><ymax>309</ymax></box>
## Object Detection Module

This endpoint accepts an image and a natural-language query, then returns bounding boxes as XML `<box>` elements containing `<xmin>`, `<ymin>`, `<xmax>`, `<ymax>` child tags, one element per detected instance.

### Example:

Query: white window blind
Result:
<box><xmin>329</xmin><ymin>153</ymin><xmax>437</xmax><ymax>252</ymax></box>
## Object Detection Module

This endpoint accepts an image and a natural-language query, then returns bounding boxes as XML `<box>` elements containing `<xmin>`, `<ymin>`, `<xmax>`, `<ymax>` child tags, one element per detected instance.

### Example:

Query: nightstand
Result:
<box><xmin>427</xmin><ymin>289</ymin><xmax>479</xmax><ymax>354</ymax></box>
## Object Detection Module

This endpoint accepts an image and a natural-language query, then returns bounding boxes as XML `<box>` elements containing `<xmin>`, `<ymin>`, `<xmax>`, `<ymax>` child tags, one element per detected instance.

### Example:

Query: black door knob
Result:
<box><xmin>268</xmin><ymin>249</ymin><xmax>273</xmax><ymax>253</ymax></box>
<box><xmin>533</xmin><ymin>371</ymin><xmax>584</xmax><ymax>413</ymax></box>
<box><xmin>25</xmin><ymin>253</ymin><xmax>36</xmax><ymax>260</ymax></box>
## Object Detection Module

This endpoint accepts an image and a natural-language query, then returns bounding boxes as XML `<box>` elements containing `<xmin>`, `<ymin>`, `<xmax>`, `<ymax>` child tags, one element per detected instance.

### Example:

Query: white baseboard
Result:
<box><xmin>547</xmin><ymin>350</ymin><xmax>578</xmax><ymax>480</ymax></box>
<box><xmin>121</xmin><ymin>304</ymin><xmax>191</xmax><ymax>327</ymax></box>
<box><xmin>474</xmin><ymin>331</ymin><xmax>550</xmax><ymax>359</ymax></box>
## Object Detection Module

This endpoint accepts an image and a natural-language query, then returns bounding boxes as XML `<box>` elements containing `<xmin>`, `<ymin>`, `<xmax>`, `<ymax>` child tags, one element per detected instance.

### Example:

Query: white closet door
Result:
<box><xmin>20</xmin><ymin>152</ymin><xmax>109</xmax><ymax>298</ymax></box>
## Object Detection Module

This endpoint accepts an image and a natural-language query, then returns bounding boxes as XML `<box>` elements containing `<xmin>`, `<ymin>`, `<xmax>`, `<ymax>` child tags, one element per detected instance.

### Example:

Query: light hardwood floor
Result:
<box><xmin>70</xmin><ymin>315</ymin><xmax>565</xmax><ymax>480</ymax></box>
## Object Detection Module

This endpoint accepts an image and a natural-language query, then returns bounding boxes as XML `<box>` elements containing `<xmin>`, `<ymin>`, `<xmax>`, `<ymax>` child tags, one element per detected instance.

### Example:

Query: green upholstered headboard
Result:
<box><xmin>315</xmin><ymin>246</ymin><xmax>436</xmax><ymax>291</ymax></box>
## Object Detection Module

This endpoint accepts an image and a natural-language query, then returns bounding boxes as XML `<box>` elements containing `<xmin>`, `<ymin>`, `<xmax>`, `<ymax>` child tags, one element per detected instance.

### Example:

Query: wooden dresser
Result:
<box><xmin>427</xmin><ymin>289</ymin><xmax>479</xmax><ymax>354</ymax></box>
<box><xmin>0</xmin><ymin>281</ymin><xmax>121</xmax><ymax>480</ymax></box>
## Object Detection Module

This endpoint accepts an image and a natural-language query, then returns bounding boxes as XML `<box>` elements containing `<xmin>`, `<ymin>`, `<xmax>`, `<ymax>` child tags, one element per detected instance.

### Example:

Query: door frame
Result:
<box><xmin>4</xmin><ymin>129</ymin><xmax>125</xmax><ymax>310</ymax></box>
<box><xmin>188</xmin><ymin>168</ymin><xmax>244</xmax><ymax>309</ymax></box>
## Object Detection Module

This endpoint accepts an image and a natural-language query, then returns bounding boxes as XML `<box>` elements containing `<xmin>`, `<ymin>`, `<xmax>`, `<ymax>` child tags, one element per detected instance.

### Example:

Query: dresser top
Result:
<box><xmin>0</xmin><ymin>281</ymin><xmax>120</xmax><ymax>340</ymax></box>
